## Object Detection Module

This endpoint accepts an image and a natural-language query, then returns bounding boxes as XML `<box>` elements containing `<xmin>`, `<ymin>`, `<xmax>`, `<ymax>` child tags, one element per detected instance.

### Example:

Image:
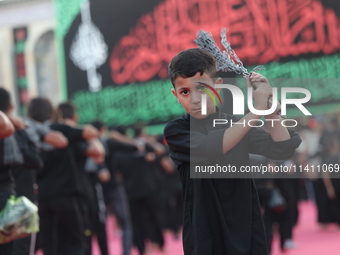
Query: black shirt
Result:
<box><xmin>0</xmin><ymin>129</ymin><xmax>42</xmax><ymax>211</ymax></box>
<box><xmin>0</xmin><ymin>165</ymin><xmax>12</xmax><ymax>211</ymax></box>
<box><xmin>115</xmin><ymin>148</ymin><xmax>156</xmax><ymax>200</ymax></box>
<box><xmin>72</xmin><ymin>141</ymin><xmax>97</xmax><ymax>206</ymax></box>
<box><xmin>164</xmin><ymin>110</ymin><xmax>301</xmax><ymax>255</ymax></box>
<box><xmin>102</xmin><ymin>139</ymin><xmax>138</xmax><ymax>194</ymax></box>
<box><xmin>37</xmin><ymin>123</ymin><xmax>85</xmax><ymax>201</ymax></box>
<box><xmin>0</xmin><ymin>139</ymin><xmax>12</xmax><ymax>185</ymax></box>
<box><xmin>324</xmin><ymin>153</ymin><xmax>340</xmax><ymax>190</ymax></box>
<box><xmin>12</xmin><ymin>123</ymin><xmax>48</xmax><ymax>202</ymax></box>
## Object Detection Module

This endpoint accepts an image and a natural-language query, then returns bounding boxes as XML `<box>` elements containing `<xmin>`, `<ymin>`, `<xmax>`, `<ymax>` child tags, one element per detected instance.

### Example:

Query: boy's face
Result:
<box><xmin>172</xmin><ymin>72</ymin><xmax>221</xmax><ymax>119</ymax></box>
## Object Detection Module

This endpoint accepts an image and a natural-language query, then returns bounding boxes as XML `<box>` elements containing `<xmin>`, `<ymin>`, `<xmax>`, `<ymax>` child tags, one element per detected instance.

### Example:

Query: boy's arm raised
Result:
<box><xmin>247</xmin><ymin>73</ymin><xmax>290</xmax><ymax>142</ymax></box>
<box><xmin>165</xmin><ymin>73</ymin><xmax>300</xmax><ymax>163</ymax></box>
<box><xmin>221</xmin><ymin>112</ymin><xmax>261</xmax><ymax>154</ymax></box>
<box><xmin>221</xmin><ymin>73</ymin><xmax>275</xmax><ymax>154</ymax></box>
<box><xmin>243</xmin><ymin>73</ymin><xmax>301</xmax><ymax>159</ymax></box>
<box><xmin>165</xmin><ymin>79</ymin><xmax>277</xmax><ymax>163</ymax></box>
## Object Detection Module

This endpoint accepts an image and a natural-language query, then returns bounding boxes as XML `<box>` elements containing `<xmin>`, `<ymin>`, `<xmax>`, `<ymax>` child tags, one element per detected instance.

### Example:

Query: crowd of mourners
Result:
<box><xmin>0</xmin><ymin>88</ymin><xmax>182</xmax><ymax>255</ymax></box>
<box><xmin>1</xmin><ymin>85</ymin><xmax>340</xmax><ymax>255</ymax></box>
<box><xmin>252</xmin><ymin>116</ymin><xmax>340</xmax><ymax>253</ymax></box>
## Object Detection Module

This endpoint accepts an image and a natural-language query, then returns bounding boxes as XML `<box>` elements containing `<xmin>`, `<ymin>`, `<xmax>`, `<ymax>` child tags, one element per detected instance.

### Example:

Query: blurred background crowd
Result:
<box><xmin>1</xmin><ymin>0</ymin><xmax>340</xmax><ymax>254</ymax></box>
<box><xmin>0</xmin><ymin>89</ymin><xmax>182</xmax><ymax>255</ymax></box>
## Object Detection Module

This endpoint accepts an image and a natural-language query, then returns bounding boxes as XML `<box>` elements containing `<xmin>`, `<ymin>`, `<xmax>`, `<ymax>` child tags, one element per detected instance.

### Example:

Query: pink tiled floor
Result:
<box><xmin>37</xmin><ymin>201</ymin><xmax>340</xmax><ymax>255</ymax></box>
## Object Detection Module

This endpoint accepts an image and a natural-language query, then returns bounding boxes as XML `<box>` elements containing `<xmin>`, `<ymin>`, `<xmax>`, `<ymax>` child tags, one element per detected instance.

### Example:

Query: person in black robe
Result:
<box><xmin>164</xmin><ymin>48</ymin><xmax>302</xmax><ymax>255</ymax></box>
<box><xmin>312</xmin><ymin>125</ymin><xmax>338</xmax><ymax>227</ymax></box>
<box><xmin>0</xmin><ymin>89</ymin><xmax>43</xmax><ymax>254</ymax></box>
<box><xmin>115</xmin><ymin>140</ymin><xmax>165</xmax><ymax>255</ymax></box>
<box><xmin>56</xmin><ymin>102</ymin><xmax>106</xmax><ymax>255</ymax></box>
<box><xmin>103</xmin><ymin>126</ymin><xmax>136</xmax><ymax>255</ymax></box>
<box><xmin>11</xmin><ymin>121</ymin><xmax>67</xmax><ymax>255</ymax></box>
<box><xmin>322</xmin><ymin>133</ymin><xmax>340</xmax><ymax>227</ymax></box>
<box><xmin>37</xmin><ymin>100</ymin><xmax>99</xmax><ymax>255</ymax></box>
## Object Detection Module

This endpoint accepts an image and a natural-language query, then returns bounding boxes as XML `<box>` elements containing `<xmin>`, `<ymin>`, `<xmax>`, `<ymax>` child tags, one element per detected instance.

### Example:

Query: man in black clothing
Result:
<box><xmin>133</xmin><ymin>126</ymin><xmax>166</xmax><ymax>252</ymax></box>
<box><xmin>0</xmin><ymin>88</ymin><xmax>42</xmax><ymax>255</ymax></box>
<box><xmin>106</xmin><ymin>125</ymin><xmax>164</xmax><ymax>255</ymax></box>
<box><xmin>12</xmin><ymin>98</ymin><xmax>68</xmax><ymax>255</ymax></box>
<box><xmin>56</xmin><ymin>102</ymin><xmax>105</xmax><ymax>255</ymax></box>
<box><xmin>37</xmin><ymin>101</ymin><xmax>99</xmax><ymax>255</ymax></box>
<box><xmin>103</xmin><ymin>126</ymin><xmax>138</xmax><ymax>255</ymax></box>
<box><xmin>322</xmin><ymin>134</ymin><xmax>340</xmax><ymax>227</ymax></box>
<box><xmin>0</xmin><ymin>128</ymin><xmax>42</xmax><ymax>255</ymax></box>
<box><xmin>164</xmin><ymin>49</ymin><xmax>302</xmax><ymax>255</ymax></box>
<box><xmin>114</xmin><ymin>146</ymin><xmax>164</xmax><ymax>255</ymax></box>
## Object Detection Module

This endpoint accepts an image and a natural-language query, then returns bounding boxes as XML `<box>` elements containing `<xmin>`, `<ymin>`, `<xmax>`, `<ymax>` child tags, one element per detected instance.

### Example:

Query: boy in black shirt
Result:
<box><xmin>164</xmin><ymin>49</ymin><xmax>301</xmax><ymax>255</ymax></box>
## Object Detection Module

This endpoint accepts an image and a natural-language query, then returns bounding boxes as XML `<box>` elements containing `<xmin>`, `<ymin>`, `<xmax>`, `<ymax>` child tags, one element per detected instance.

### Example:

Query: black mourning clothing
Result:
<box><xmin>164</xmin><ymin>109</ymin><xmax>301</xmax><ymax>255</ymax></box>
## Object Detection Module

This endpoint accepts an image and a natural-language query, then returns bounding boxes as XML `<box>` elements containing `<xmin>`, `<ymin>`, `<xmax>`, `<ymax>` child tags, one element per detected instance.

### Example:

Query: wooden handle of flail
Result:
<box><xmin>250</xmin><ymin>81</ymin><xmax>286</xmax><ymax>119</ymax></box>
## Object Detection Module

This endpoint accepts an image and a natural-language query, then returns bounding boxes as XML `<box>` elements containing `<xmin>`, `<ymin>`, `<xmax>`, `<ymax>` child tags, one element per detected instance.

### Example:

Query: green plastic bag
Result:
<box><xmin>0</xmin><ymin>196</ymin><xmax>39</xmax><ymax>244</ymax></box>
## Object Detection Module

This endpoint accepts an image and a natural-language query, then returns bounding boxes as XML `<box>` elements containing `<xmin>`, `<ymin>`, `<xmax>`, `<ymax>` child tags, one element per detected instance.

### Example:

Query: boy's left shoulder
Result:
<box><xmin>164</xmin><ymin>114</ymin><xmax>189</xmax><ymax>135</ymax></box>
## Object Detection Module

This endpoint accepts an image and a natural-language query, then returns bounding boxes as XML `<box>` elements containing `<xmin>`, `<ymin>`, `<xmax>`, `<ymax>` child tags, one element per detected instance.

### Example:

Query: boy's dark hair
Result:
<box><xmin>0</xmin><ymin>88</ymin><xmax>11</xmax><ymax>112</ymax></box>
<box><xmin>28</xmin><ymin>97</ymin><xmax>55</xmax><ymax>122</ymax></box>
<box><xmin>168</xmin><ymin>48</ymin><xmax>217</xmax><ymax>87</ymax></box>
<box><xmin>91</xmin><ymin>120</ymin><xmax>105</xmax><ymax>131</ymax></box>
<box><xmin>58</xmin><ymin>102</ymin><xmax>76</xmax><ymax>119</ymax></box>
